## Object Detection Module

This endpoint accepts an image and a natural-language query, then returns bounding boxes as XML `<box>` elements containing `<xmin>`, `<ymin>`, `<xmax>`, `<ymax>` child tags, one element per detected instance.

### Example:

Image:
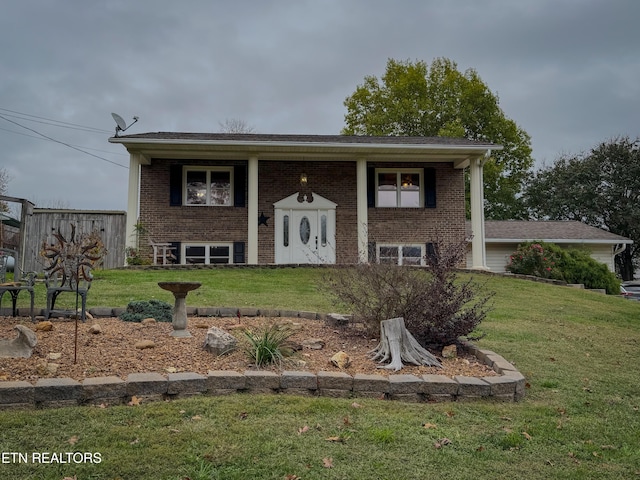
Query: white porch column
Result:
<box><xmin>469</xmin><ymin>153</ymin><xmax>489</xmax><ymax>270</ymax></box>
<box><xmin>356</xmin><ymin>158</ymin><xmax>369</xmax><ymax>263</ymax></box>
<box><xmin>247</xmin><ymin>156</ymin><xmax>259</xmax><ymax>264</ymax></box>
<box><xmin>125</xmin><ymin>153</ymin><xmax>141</xmax><ymax>261</ymax></box>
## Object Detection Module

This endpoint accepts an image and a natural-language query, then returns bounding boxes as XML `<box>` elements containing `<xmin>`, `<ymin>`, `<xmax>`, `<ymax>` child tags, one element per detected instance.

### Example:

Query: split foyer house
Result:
<box><xmin>109</xmin><ymin>133</ymin><xmax>499</xmax><ymax>267</ymax></box>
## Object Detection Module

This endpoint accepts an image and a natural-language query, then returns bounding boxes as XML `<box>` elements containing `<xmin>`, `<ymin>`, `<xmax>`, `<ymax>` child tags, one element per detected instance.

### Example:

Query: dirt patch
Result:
<box><xmin>0</xmin><ymin>316</ymin><xmax>496</xmax><ymax>382</ymax></box>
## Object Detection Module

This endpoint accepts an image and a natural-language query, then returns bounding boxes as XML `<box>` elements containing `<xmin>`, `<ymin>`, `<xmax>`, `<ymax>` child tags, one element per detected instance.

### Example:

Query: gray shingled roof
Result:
<box><xmin>112</xmin><ymin>132</ymin><xmax>498</xmax><ymax>147</ymax></box>
<box><xmin>466</xmin><ymin>221</ymin><xmax>632</xmax><ymax>244</ymax></box>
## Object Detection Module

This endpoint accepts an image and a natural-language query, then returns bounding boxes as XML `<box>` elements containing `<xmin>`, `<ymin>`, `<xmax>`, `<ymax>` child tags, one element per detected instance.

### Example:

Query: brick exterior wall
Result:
<box><xmin>138</xmin><ymin>159</ymin><xmax>465</xmax><ymax>264</ymax></box>
<box><xmin>367</xmin><ymin>162</ymin><xmax>466</xmax><ymax>247</ymax></box>
<box><xmin>139</xmin><ymin>160</ymin><xmax>248</xmax><ymax>259</ymax></box>
<box><xmin>257</xmin><ymin>160</ymin><xmax>358</xmax><ymax>264</ymax></box>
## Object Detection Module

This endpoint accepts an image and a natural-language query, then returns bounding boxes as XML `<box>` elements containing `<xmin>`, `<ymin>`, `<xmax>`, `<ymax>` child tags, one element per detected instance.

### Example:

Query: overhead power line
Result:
<box><xmin>0</xmin><ymin>107</ymin><xmax>112</xmax><ymax>134</ymax></box>
<box><xmin>0</xmin><ymin>114</ymin><xmax>128</xmax><ymax>169</ymax></box>
<box><xmin>0</xmin><ymin>126</ymin><xmax>128</xmax><ymax>156</ymax></box>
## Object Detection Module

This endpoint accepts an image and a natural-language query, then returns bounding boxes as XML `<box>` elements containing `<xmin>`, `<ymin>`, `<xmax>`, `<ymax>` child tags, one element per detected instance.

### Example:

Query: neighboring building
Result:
<box><xmin>465</xmin><ymin>220</ymin><xmax>632</xmax><ymax>273</ymax></box>
<box><xmin>110</xmin><ymin>133</ymin><xmax>500</xmax><ymax>267</ymax></box>
<box><xmin>23</xmin><ymin>209</ymin><xmax>127</xmax><ymax>273</ymax></box>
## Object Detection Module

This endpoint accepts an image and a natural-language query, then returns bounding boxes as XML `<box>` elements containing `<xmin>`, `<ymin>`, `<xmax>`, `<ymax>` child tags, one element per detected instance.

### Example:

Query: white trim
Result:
<box><xmin>125</xmin><ymin>154</ymin><xmax>142</xmax><ymax>256</ymax></box>
<box><xmin>247</xmin><ymin>156</ymin><xmax>259</xmax><ymax>264</ymax></box>
<box><xmin>273</xmin><ymin>192</ymin><xmax>337</xmax><ymax>209</ymax></box>
<box><xmin>110</xmin><ymin>137</ymin><xmax>500</xmax><ymax>154</ymax></box>
<box><xmin>469</xmin><ymin>154</ymin><xmax>488</xmax><ymax>270</ymax></box>
<box><xmin>485</xmin><ymin>238</ymin><xmax>633</xmax><ymax>245</ymax></box>
<box><xmin>356</xmin><ymin>158</ymin><xmax>368</xmax><ymax>263</ymax></box>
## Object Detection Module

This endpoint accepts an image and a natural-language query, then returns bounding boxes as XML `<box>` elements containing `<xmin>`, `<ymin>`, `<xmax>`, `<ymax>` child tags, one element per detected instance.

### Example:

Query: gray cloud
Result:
<box><xmin>1</xmin><ymin>0</ymin><xmax>638</xmax><ymax>210</ymax></box>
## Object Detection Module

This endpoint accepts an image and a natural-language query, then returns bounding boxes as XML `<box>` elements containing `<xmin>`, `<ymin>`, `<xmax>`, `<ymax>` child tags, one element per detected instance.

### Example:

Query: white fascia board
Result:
<box><xmin>487</xmin><ymin>238</ymin><xmax>633</xmax><ymax>245</ymax></box>
<box><xmin>109</xmin><ymin>137</ymin><xmax>501</xmax><ymax>155</ymax></box>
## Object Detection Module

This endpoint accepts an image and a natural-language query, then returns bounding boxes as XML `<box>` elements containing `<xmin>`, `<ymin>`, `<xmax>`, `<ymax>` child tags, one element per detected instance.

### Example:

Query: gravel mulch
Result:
<box><xmin>0</xmin><ymin>315</ymin><xmax>496</xmax><ymax>383</ymax></box>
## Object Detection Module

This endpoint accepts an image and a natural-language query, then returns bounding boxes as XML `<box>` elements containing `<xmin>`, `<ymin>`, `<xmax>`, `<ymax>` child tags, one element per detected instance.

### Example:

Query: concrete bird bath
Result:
<box><xmin>158</xmin><ymin>281</ymin><xmax>202</xmax><ymax>337</ymax></box>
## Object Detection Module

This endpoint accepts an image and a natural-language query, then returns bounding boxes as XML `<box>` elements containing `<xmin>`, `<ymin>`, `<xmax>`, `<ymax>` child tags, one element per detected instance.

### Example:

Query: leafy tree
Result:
<box><xmin>342</xmin><ymin>58</ymin><xmax>534</xmax><ymax>219</ymax></box>
<box><xmin>525</xmin><ymin>137</ymin><xmax>640</xmax><ymax>280</ymax></box>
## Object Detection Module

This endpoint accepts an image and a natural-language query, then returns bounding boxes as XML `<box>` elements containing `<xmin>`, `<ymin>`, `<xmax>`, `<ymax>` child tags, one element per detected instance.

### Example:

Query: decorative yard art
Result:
<box><xmin>41</xmin><ymin>224</ymin><xmax>106</xmax><ymax>289</ymax></box>
<box><xmin>40</xmin><ymin>223</ymin><xmax>106</xmax><ymax>363</ymax></box>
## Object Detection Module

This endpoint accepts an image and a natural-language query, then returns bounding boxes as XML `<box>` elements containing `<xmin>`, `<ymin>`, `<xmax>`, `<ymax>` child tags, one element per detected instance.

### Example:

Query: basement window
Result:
<box><xmin>378</xmin><ymin>244</ymin><xmax>424</xmax><ymax>266</ymax></box>
<box><xmin>183</xmin><ymin>243</ymin><xmax>232</xmax><ymax>264</ymax></box>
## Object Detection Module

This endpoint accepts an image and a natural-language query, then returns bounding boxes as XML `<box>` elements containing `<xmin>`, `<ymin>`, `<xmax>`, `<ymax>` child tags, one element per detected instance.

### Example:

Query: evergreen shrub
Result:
<box><xmin>119</xmin><ymin>299</ymin><xmax>173</xmax><ymax>323</ymax></box>
<box><xmin>507</xmin><ymin>241</ymin><xmax>620</xmax><ymax>294</ymax></box>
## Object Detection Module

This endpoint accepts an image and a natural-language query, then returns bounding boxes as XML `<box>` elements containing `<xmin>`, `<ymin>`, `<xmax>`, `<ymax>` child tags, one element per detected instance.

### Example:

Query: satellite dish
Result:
<box><xmin>111</xmin><ymin>112</ymin><xmax>139</xmax><ymax>136</ymax></box>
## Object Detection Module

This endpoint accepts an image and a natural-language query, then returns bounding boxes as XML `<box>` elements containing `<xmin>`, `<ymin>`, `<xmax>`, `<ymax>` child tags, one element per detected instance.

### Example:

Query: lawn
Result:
<box><xmin>1</xmin><ymin>267</ymin><xmax>639</xmax><ymax>479</ymax></box>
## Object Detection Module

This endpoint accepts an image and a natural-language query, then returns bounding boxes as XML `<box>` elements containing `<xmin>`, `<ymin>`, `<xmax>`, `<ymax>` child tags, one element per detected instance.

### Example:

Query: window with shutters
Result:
<box><xmin>184</xmin><ymin>167</ymin><xmax>233</xmax><ymax>206</ymax></box>
<box><xmin>183</xmin><ymin>243</ymin><xmax>232</xmax><ymax>264</ymax></box>
<box><xmin>376</xmin><ymin>169</ymin><xmax>422</xmax><ymax>208</ymax></box>
<box><xmin>378</xmin><ymin>244</ymin><xmax>424</xmax><ymax>265</ymax></box>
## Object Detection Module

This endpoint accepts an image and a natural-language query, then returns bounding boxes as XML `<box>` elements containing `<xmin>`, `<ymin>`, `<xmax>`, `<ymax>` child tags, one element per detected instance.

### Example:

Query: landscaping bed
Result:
<box><xmin>0</xmin><ymin>315</ymin><xmax>496</xmax><ymax>382</ymax></box>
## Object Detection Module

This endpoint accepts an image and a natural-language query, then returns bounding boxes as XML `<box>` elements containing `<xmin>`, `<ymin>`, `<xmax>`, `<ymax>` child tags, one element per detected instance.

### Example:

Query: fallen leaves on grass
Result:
<box><xmin>422</xmin><ymin>422</ymin><xmax>437</xmax><ymax>429</ymax></box>
<box><xmin>322</xmin><ymin>457</ymin><xmax>334</xmax><ymax>468</ymax></box>
<box><xmin>298</xmin><ymin>425</ymin><xmax>309</xmax><ymax>435</ymax></box>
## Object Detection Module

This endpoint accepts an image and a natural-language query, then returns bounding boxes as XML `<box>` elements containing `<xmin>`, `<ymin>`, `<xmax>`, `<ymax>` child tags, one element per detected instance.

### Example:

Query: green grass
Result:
<box><xmin>11</xmin><ymin>267</ymin><xmax>334</xmax><ymax>312</ymax></box>
<box><xmin>1</xmin><ymin>268</ymin><xmax>640</xmax><ymax>479</ymax></box>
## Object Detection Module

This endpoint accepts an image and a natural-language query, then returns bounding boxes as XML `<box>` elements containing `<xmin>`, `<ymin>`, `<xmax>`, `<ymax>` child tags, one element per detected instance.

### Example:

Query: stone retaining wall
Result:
<box><xmin>0</xmin><ymin>307</ymin><xmax>526</xmax><ymax>408</ymax></box>
<box><xmin>0</xmin><ymin>345</ymin><xmax>525</xmax><ymax>409</ymax></box>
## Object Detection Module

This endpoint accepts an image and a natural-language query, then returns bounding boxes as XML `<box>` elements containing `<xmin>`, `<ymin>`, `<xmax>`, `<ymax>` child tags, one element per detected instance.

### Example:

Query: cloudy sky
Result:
<box><xmin>1</xmin><ymin>0</ymin><xmax>638</xmax><ymax>213</ymax></box>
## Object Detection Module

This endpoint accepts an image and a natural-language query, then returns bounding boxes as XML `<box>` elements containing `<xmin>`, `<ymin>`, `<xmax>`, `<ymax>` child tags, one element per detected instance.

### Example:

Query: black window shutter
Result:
<box><xmin>233</xmin><ymin>241</ymin><xmax>246</xmax><ymax>264</ymax></box>
<box><xmin>234</xmin><ymin>165</ymin><xmax>246</xmax><ymax>207</ymax></box>
<box><xmin>425</xmin><ymin>242</ymin><xmax>436</xmax><ymax>261</ymax></box>
<box><xmin>367</xmin><ymin>241</ymin><xmax>377</xmax><ymax>263</ymax></box>
<box><xmin>169</xmin><ymin>165</ymin><xmax>182</xmax><ymax>206</ymax></box>
<box><xmin>367</xmin><ymin>166</ymin><xmax>375</xmax><ymax>208</ymax></box>
<box><xmin>170</xmin><ymin>241</ymin><xmax>181</xmax><ymax>264</ymax></box>
<box><xmin>424</xmin><ymin>167</ymin><xmax>436</xmax><ymax>208</ymax></box>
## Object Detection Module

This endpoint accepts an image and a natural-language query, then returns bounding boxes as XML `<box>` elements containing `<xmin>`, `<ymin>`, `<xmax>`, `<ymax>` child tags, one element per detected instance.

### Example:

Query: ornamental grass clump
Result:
<box><xmin>243</xmin><ymin>324</ymin><xmax>296</xmax><ymax>367</ymax></box>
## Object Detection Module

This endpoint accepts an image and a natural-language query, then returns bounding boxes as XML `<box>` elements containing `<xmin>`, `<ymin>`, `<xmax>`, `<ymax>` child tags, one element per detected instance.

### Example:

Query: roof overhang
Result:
<box><xmin>486</xmin><ymin>238</ymin><xmax>633</xmax><ymax>245</ymax></box>
<box><xmin>109</xmin><ymin>134</ymin><xmax>501</xmax><ymax>168</ymax></box>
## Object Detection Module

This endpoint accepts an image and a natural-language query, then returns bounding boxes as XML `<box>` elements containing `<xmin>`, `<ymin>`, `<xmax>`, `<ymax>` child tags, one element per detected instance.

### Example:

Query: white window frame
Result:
<box><xmin>377</xmin><ymin>244</ymin><xmax>425</xmax><ymax>266</ymax></box>
<box><xmin>182</xmin><ymin>242</ymin><xmax>233</xmax><ymax>265</ymax></box>
<box><xmin>183</xmin><ymin>166</ymin><xmax>234</xmax><ymax>206</ymax></box>
<box><xmin>375</xmin><ymin>168</ymin><xmax>423</xmax><ymax>208</ymax></box>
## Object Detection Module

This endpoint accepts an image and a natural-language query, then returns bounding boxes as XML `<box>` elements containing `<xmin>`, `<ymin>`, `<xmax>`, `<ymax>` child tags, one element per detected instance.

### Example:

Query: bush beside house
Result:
<box><xmin>506</xmin><ymin>241</ymin><xmax>620</xmax><ymax>294</ymax></box>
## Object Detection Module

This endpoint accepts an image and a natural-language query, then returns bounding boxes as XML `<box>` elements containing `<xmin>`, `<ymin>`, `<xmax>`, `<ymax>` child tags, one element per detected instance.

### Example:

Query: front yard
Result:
<box><xmin>0</xmin><ymin>268</ymin><xmax>639</xmax><ymax>479</ymax></box>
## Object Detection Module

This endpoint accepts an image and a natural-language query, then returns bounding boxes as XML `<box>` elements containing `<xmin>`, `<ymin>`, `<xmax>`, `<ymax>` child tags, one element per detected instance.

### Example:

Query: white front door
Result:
<box><xmin>274</xmin><ymin>192</ymin><xmax>337</xmax><ymax>264</ymax></box>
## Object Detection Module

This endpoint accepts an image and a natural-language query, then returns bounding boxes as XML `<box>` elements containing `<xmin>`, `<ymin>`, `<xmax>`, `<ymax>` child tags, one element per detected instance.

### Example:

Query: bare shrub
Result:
<box><xmin>321</xmin><ymin>239</ymin><xmax>493</xmax><ymax>347</ymax></box>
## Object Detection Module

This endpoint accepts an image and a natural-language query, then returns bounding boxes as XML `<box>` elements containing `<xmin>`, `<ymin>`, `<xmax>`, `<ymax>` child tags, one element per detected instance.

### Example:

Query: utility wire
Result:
<box><xmin>0</xmin><ymin>126</ymin><xmax>128</xmax><ymax>156</ymax></box>
<box><xmin>0</xmin><ymin>114</ymin><xmax>128</xmax><ymax>169</ymax></box>
<box><xmin>0</xmin><ymin>107</ymin><xmax>112</xmax><ymax>134</ymax></box>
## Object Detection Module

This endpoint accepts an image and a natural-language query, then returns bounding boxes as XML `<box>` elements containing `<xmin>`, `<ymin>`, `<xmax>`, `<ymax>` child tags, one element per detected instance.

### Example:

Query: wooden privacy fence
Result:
<box><xmin>22</xmin><ymin>209</ymin><xmax>126</xmax><ymax>273</ymax></box>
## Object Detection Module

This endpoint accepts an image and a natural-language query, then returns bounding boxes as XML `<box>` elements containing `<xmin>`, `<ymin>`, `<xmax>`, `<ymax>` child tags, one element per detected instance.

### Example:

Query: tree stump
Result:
<box><xmin>369</xmin><ymin>317</ymin><xmax>442</xmax><ymax>371</ymax></box>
